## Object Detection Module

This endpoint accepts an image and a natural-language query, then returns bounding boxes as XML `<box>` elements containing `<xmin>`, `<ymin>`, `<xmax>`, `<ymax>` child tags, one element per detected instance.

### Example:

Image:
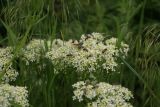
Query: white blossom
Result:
<box><xmin>46</xmin><ymin>33</ymin><xmax>129</xmax><ymax>73</ymax></box>
<box><xmin>22</xmin><ymin>39</ymin><xmax>45</xmax><ymax>64</ymax></box>
<box><xmin>0</xmin><ymin>84</ymin><xmax>29</xmax><ymax>107</ymax></box>
<box><xmin>0</xmin><ymin>47</ymin><xmax>18</xmax><ymax>83</ymax></box>
<box><xmin>72</xmin><ymin>81</ymin><xmax>133</xmax><ymax>107</ymax></box>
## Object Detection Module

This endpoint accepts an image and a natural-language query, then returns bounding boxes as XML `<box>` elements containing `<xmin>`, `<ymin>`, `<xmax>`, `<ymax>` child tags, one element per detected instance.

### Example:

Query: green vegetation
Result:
<box><xmin>0</xmin><ymin>0</ymin><xmax>160</xmax><ymax>107</ymax></box>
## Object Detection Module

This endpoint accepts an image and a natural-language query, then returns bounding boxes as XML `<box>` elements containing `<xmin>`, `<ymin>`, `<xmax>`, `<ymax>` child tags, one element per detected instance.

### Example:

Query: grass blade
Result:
<box><xmin>120</xmin><ymin>56</ymin><xmax>160</xmax><ymax>104</ymax></box>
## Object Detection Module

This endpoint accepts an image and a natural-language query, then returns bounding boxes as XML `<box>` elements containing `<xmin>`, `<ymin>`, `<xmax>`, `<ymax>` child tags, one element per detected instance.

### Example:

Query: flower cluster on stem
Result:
<box><xmin>72</xmin><ymin>81</ymin><xmax>133</xmax><ymax>107</ymax></box>
<box><xmin>46</xmin><ymin>33</ymin><xmax>129</xmax><ymax>73</ymax></box>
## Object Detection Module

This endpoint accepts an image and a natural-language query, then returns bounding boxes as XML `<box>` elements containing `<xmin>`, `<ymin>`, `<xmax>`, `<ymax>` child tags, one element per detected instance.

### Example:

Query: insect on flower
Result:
<box><xmin>84</xmin><ymin>34</ymin><xmax>92</xmax><ymax>41</ymax></box>
<box><xmin>66</xmin><ymin>53</ymin><xmax>73</xmax><ymax>57</ymax></box>
<box><xmin>102</xmin><ymin>48</ymin><xmax>108</xmax><ymax>53</ymax></box>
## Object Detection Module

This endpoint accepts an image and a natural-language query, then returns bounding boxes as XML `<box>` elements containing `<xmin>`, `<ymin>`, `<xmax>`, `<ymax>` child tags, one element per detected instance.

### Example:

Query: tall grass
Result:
<box><xmin>0</xmin><ymin>0</ymin><xmax>160</xmax><ymax>107</ymax></box>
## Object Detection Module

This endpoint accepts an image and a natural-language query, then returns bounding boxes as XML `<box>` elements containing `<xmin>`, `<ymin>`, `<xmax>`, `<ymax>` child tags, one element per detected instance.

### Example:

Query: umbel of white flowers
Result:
<box><xmin>0</xmin><ymin>47</ymin><xmax>18</xmax><ymax>83</ymax></box>
<box><xmin>72</xmin><ymin>81</ymin><xmax>133</xmax><ymax>107</ymax></box>
<box><xmin>0</xmin><ymin>84</ymin><xmax>29</xmax><ymax>107</ymax></box>
<box><xmin>45</xmin><ymin>33</ymin><xmax>129</xmax><ymax>73</ymax></box>
<box><xmin>22</xmin><ymin>39</ymin><xmax>45</xmax><ymax>65</ymax></box>
<box><xmin>0</xmin><ymin>47</ymin><xmax>29</xmax><ymax>107</ymax></box>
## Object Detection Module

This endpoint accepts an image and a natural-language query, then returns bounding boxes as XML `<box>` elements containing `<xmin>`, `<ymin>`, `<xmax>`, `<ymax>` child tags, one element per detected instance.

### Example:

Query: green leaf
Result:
<box><xmin>0</xmin><ymin>20</ymin><xmax>17</xmax><ymax>46</ymax></box>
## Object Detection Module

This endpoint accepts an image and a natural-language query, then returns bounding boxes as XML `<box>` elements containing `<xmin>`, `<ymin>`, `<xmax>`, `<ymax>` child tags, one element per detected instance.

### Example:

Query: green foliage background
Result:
<box><xmin>0</xmin><ymin>0</ymin><xmax>160</xmax><ymax>107</ymax></box>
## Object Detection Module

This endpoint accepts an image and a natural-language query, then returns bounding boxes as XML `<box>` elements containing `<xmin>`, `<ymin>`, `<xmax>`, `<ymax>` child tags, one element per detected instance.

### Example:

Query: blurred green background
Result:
<box><xmin>0</xmin><ymin>0</ymin><xmax>160</xmax><ymax>107</ymax></box>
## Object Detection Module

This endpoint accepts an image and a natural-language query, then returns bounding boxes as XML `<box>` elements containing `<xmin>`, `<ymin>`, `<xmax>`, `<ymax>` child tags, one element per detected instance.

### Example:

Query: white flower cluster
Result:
<box><xmin>0</xmin><ymin>84</ymin><xmax>29</xmax><ymax>107</ymax></box>
<box><xmin>72</xmin><ymin>81</ymin><xmax>133</xmax><ymax>107</ymax></box>
<box><xmin>0</xmin><ymin>47</ymin><xmax>18</xmax><ymax>83</ymax></box>
<box><xmin>22</xmin><ymin>39</ymin><xmax>45</xmax><ymax>65</ymax></box>
<box><xmin>46</xmin><ymin>33</ymin><xmax>129</xmax><ymax>73</ymax></box>
<box><xmin>0</xmin><ymin>47</ymin><xmax>29</xmax><ymax>107</ymax></box>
